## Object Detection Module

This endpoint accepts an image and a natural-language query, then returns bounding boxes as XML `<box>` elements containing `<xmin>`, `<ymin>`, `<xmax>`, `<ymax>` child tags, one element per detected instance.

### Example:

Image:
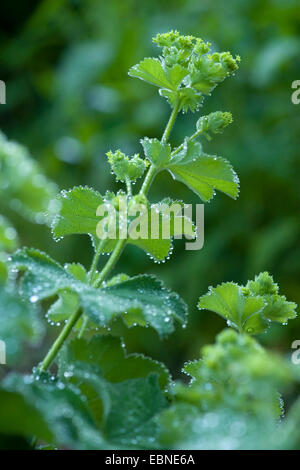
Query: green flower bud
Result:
<box><xmin>106</xmin><ymin>150</ymin><xmax>148</xmax><ymax>182</ymax></box>
<box><xmin>196</xmin><ymin>111</ymin><xmax>233</xmax><ymax>136</ymax></box>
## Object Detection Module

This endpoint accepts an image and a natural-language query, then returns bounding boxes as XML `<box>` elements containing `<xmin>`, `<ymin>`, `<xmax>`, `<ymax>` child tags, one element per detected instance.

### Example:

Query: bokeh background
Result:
<box><xmin>0</xmin><ymin>0</ymin><xmax>299</xmax><ymax>377</ymax></box>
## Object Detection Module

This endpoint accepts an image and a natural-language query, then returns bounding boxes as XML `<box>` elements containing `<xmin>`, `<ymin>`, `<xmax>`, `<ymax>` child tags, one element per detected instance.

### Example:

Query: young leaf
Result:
<box><xmin>198</xmin><ymin>273</ymin><xmax>297</xmax><ymax>334</ymax></box>
<box><xmin>198</xmin><ymin>282</ymin><xmax>267</xmax><ymax>334</ymax></box>
<box><xmin>129</xmin><ymin>58</ymin><xmax>187</xmax><ymax>91</ymax></box>
<box><xmin>47</xmin><ymin>289</ymin><xmax>79</xmax><ymax>324</ymax></box>
<box><xmin>168</xmin><ymin>141</ymin><xmax>239</xmax><ymax>202</ymax></box>
<box><xmin>141</xmin><ymin>137</ymin><xmax>171</xmax><ymax>168</ymax></box>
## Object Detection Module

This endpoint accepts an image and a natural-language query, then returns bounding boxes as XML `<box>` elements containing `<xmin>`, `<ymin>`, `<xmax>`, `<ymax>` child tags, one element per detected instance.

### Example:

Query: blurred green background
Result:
<box><xmin>0</xmin><ymin>0</ymin><xmax>299</xmax><ymax>377</ymax></box>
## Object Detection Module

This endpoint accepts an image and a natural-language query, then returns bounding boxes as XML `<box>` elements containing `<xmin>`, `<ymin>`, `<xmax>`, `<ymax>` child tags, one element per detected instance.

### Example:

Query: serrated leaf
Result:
<box><xmin>198</xmin><ymin>283</ymin><xmax>267</xmax><ymax>334</ymax></box>
<box><xmin>160</xmin><ymin>87</ymin><xmax>203</xmax><ymax>112</ymax></box>
<box><xmin>10</xmin><ymin>248</ymin><xmax>187</xmax><ymax>337</ymax></box>
<box><xmin>129</xmin><ymin>58</ymin><xmax>187</xmax><ymax>91</ymax></box>
<box><xmin>47</xmin><ymin>289</ymin><xmax>79</xmax><ymax>324</ymax></box>
<box><xmin>261</xmin><ymin>294</ymin><xmax>297</xmax><ymax>324</ymax></box>
<box><xmin>141</xmin><ymin>137</ymin><xmax>171</xmax><ymax>168</ymax></box>
<box><xmin>81</xmin><ymin>274</ymin><xmax>188</xmax><ymax>336</ymax></box>
<box><xmin>51</xmin><ymin>186</ymin><xmax>103</xmax><ymax>240</ymax></box>
<box><xmin>245</xmin><ymin>272</ymin><xmax>297</xmax><ymax>325</ymax></box>
<box><xmin>168</xmin><ymin>141</ymin><xmax>239</xmax><ymax>202</ymax></box>
<box><xmin>65</xmin><ymin>262</ymin><xmax>87</xmax><ymax>282</ymax></box>
<box><xmin>58</xmin><ymin>336</ymin><xmax>171</xmax><ymax>390</ymax></box>
<box><xmin>53</xmin><ymin>186</ymin><xmax>194</xmax><ymax>262</ymax></box>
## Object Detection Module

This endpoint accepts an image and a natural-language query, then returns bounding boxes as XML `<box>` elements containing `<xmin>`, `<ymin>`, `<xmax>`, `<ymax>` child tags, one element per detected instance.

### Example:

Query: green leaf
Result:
<box><xmin>0</xmin><ymin>388</ymin><xmax>53</xmax><ymax>443</ymax></box>
<box><xmin>51</xmin><ymin>186</ymin><xmax>103</xmax><ymax>240</ymax></box>
<box><xmin>0</xmin><ymin>283</ymin><xmax>44</xmax><ymax>363</ymax></box>
<box><xmin>57</xmin><ymin>337</ymin><xmax>169</xmax><ymax>448</ymax></box>
<box><xmin>10</xmin><ymin>248</ymin><xmax>187</xmax><ymax>337</ymax></box>
<box><xmin>81</xmin><ymin>274</ymin><xmax>188</xmax><ymax>336</ymax></box>
<box><xmin>1</xmin><ymin>373</ymin><xmax>105</xmax><ymax>449</ymax></box>
<box><xmin>129</xmin><ymin>58</ymin><xmax>187</xmax><ymax>91</ymax></box>
<box><xmin>168</xmin><ymin>141</ymin><xmax>239</xmax><ymax>202</ymax></box>
<box><xmin>198</xmin><ymin>273</ymin><xmax>298</xmax><ymax>334</ymax></box>
<box><xmin>198</xmin><ymin>282</ymin><xmax>267</xmax><ymax>334</ymax></box>
<box><xmin>47</xmin><ymin>289</ymin><xmax>79</xmax><ymax>324</ymax></box>
<box><xmin>52</xmin><ymin>186</ymin><xmax>194</xmax><ymax>262</ymax></box>
<box><xmin>160</xmin><ymin>87</ymin><xmax>203</xmax><ymax>113</ymax></box>
<box><xmin>65</xmin><ymin>262</ymin><xmax>88</xmax><ymax>282</ymax></box>
<box><xmin>58</xmin><ymin>336</ymin><xmax>171</xmax><ymax>390</ymax></box>
<box><xmin>244</xmin><ymin>272</ymin><xmax>297</xmax><ymax>324</ymax></box>
<box><xmin>141</xmin><ymin>137</ymin><xmax>171</xmax><ymax>168</ymax></box>
<box><xmin>104</xmin><ymin>374</ymin><xmax>165</xmax><ymax>448</ymax></box>
<box><xmin>262</xmin><ymin>295</ymin><xmax>297</xmax><ymax>323</ymax></box>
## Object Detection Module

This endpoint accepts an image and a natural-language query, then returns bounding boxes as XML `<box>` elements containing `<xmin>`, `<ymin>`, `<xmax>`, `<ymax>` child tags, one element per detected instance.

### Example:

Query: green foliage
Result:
<box><xmin>0</xmin><ymin>23</ymin><xmax>299</xmax><ymax>452</ymax></box>
<box><xmin>0</xmin><ymin>282</ymin><xmax>44</xmax><ymax>363</ymax></box>
<box><xmin>141</xmin><ymin>138</ymin><xmax>171</xmax><ymax>169</ymax></box>
<box><xmin>167</xmin><ymin>141</ymin><xmax>239</xmax><ymax>202</ymax></box>
<box><xmin>51</xmin><ymin>186</ymin><xmax>195</xmax><ymax>262</ymax></box>
<box><xmin>130</xmin><ymin>31</ymin><xmax>240</xmax><ymax>113</ymax></box>
<box><xmin>10</xmin><ymin>248</ymin><xmax>187</xmax><ymax>336</ymax></box>
<box><xmin>158</xmin><ymin>329</ymin><xmax>298</xmax><ymax>450</ymax></box>
<box><xmin>198</xmin><ymin>272</ymin><xmax>297</xmax><ymax>334</ymax></box>
<box><xmin>0</xmin><ymin>132</ymin><xmax>57</xmax><ymax>224</ymax></box>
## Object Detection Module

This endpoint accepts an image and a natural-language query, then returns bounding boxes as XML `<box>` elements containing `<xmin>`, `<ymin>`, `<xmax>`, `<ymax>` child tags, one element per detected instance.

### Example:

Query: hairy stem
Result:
<box><xmin>78</xmin><ymin>316</ymin><xmax>89</xmax><ymax>339</ymax></box>
<box><xmin>38</xmin><ymin>103</ymin><xmax>180</xmax><ymax>371</ymax></box>
<box><xmin>171</xmin><ymin>127</ymin><xmax>204</xmax><ymax>157</ymax></box>
<box><xmin>140</xmin><ymin>165</ymin><xmax>157</xmax><ymax>196</ymax></box>
<box><xmin>125</xmin><ymin>177</ymin><xmax>132</xmax><ymax>196</ymax></box>
<box><xmin>89</xmin><ymin>238</ymin><xmax>107</xmax><ymax>283</ymax></box>
<box><xmin>40</xmin><ymin>308</ymin><xmax>82</xmax><ymax>371</ymax></box>
<box><xmin>93</xmin><ymin>238</ymin><xmax>127</xmax><ymax>288</ymax></box>
<box><xmin>162</xmin><ymin>99</ymin><xmax>180</xmax><ymax>143</ymax></box>
<box><xmin>140</xmin><ymin>99</ymin><xmax>180</xmax><ymax>196</ymax></box>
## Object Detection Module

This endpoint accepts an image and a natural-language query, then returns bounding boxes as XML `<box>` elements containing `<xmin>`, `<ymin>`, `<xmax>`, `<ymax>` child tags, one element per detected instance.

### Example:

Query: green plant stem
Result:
<box><xmin>93</xmin><ymin>238</ymin><xmax>127</xmax><ymax>288</ymax></box>
<box><xmin>125</xmin><ymin>177</ymin><xmax>132</xmax><ymax>196</ymax></box>
<box><xmin>140</xmin><ymin>99</ymin><xmax>180</xmax><ymax>196</ymax></box>
<box><xmin>38</xmin><ymin>103</ymin><xmax>180</xmax><ymax>371</ymax></box>
<box><xmin>162</xmin><ymin>99</ymin><xmax>180</xmax><ymax>143</ymax></box>
<box><xmin>171</xmin><ymin>127</ymin><xmax>204</xmax><ymax>157</ymax></box>
<box><xmin>89</xmin><ymin>238</ymin><xmax>106</xmax><ymax>282</ymax></box>
<box><xmin>140</xmin><ymin>165</ymin><xmax>157</xmax><ymax>196</ymax></box>
<box><xmin>40</xmin><ymin>308</ymin><xmax>82</xmax><ymax>371</ymax></box>
<box><xmin>78</xmin><ymin>316</ymin><xmax>89</xmax><ymax>339</ymax></box>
